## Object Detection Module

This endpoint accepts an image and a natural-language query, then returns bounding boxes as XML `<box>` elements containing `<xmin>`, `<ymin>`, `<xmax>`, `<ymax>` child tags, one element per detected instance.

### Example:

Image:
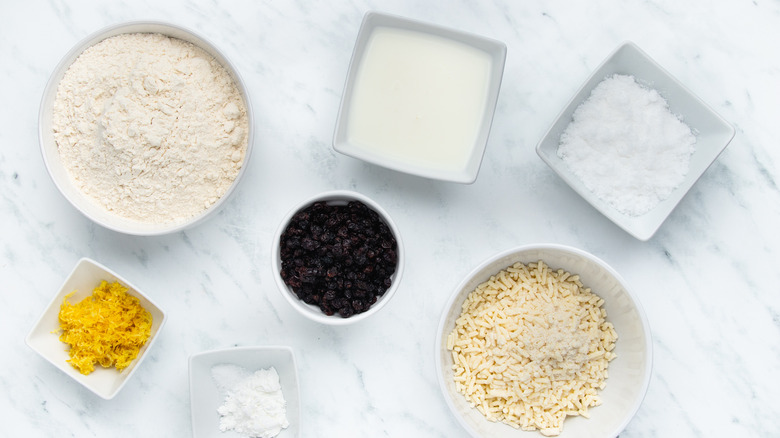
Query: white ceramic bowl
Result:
<box><xmin>435</xmin><ymin>244</ymin><xmax>652</xmax><ymax>438</ymax></box>
<box><xmin>333</xmin><ymin>11</ymin><xmax>506</xmax><ymax>183</ymax></box>
<box><xmin>271</xmin><ymin>190</ymin><xmax>404</xmax><ymax>325</ymax></box>
<box><xmin>189</xmin><ymin>346</ymin><xmax>300</xmax><ymax>438</ymax></box>
<box><xmin>536</xmin><ymin>41</ymin><xmax>735</xmax><ymax>240</ymax></box>
<box><xmin>39</xmin><ymin>21</ymin><xmax>254</xmax><ymax>235</ymax></box>
<box><xmin>25</xmin><ymin>258</ymin><xmax>167</xmax><ymax>400</ymax></box>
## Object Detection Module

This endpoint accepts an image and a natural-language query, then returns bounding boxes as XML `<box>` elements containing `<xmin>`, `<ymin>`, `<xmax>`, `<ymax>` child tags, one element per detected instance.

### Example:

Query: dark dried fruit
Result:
<box><xmin>279</xmin><ymin>200</ymin><xmax>398</xmax><ymax>318</ymax></box>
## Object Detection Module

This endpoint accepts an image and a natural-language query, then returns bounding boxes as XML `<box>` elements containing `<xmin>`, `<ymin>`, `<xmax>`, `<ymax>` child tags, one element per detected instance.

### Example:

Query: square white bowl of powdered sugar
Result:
<box><xmin>189</xmin><ymin>346</ymin><xmax>300</xmax><ymax>438</ymax></box>
<box><xmin>536</xmin><ymin>41</ymin><xmax>735</xmax><ymax>241</ymax></box>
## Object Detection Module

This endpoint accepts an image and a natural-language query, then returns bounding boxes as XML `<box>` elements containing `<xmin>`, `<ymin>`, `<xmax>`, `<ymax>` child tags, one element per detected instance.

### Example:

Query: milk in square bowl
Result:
<box><xmin>333</xmin><ymin>12</ymin><xmax>507</xmax><ymax>183</ymax></box>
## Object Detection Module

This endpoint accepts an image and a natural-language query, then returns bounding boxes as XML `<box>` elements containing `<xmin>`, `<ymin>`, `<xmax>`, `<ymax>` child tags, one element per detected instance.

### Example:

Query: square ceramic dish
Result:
<box><xmin>536</xmin><ymin>42</ymin><xmax>735</xmax><ymax>240</ymax></box>
<box><xmin>333</xmin><ymin>11</ymin><xmax>506</xmax><ymax>183</ymax></box>
<box><xmin>436</xmin><ymin>244</ymin><xmax>653</xmax><ymax>438</ymax></box>
<box><xmin>189</xmin><ymin>346</ymin><xmax>300</xmax><ymax>438</ymax></box>
<box><xmin>25</xmin><ymin>258</ymin><xmax>167</xmax><ymax>400</ymax></box>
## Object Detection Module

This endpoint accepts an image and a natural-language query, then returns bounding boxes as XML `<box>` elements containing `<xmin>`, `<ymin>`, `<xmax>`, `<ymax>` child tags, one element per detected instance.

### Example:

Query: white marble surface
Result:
<box><xmin>2</xmin><ymin>0</ymin><xmax>779</xmax><ymax>436</ymax></box>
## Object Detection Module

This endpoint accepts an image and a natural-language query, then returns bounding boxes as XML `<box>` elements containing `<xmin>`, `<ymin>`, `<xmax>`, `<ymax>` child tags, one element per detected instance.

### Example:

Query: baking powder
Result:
<box><xmin>52</xmin><ymin>33</ymin><xmax>248</xmax><ymax>224</ymax></box>
<box><xmin>556</xmin><ymin>74</ymin><xmax>696</xmax><ymax>216</ymax></box>
<box><xmin>212</xmin><ymin>365</ymin><xmax>289</xmax><ymax>438</ymax></box>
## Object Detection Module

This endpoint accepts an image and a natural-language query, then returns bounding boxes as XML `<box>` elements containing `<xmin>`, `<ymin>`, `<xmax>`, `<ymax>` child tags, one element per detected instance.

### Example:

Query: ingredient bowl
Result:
<box><xmin>189</xmin><ymin>346</ymin><xmax>300</xmax><ymax>438</ymax></box>
<box><xmin>39</xmin><ymin>21</ymin><xmax>254</xmax><ymax>235</ymax></box>
<box><xmin>435</xmin><ymin>244</ymin><xmax>652</xmax><ymax>438</ymax></box>
<box><xmin>333</xmin><ymin>11</ymin><xmax>506</xmax><ymax>183</ymax></box>
<box><xmin>271</xmin><ymin>190</ymin><xmax>404</xmax><ymax>325</ymax></box>
<box><xmin>536</xmin><ymin>41</ymin><xmax>735</xmax><ymax>240</ymax></box>
<box><xmin>26</xmin><ymin>257</ymin><xmax>167</xmax><ymax>400</ymax></box>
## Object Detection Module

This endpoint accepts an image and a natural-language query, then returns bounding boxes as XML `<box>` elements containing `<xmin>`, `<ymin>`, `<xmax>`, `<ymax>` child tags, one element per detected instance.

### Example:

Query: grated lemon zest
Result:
<box><xmin>58</xmin><ymin>280</ymin><xmax>152</xmax><ymax>375</ymax></box>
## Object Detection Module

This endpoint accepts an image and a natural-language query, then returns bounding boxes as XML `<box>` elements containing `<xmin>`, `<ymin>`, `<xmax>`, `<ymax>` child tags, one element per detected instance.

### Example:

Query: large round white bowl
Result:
<box><xmin>39</xmin><ymin>21</ymin><xmax>254</xmax><ymax>235</ymax></box>
<box><xmin>271</xmin><ymin>190</ymin><xmax>404</xmax><ymax>325</ymax></box>
<box><xmin>435</xmin><ymin>244</ymin><xmax>652</xmax><ymax>438</ymax></box>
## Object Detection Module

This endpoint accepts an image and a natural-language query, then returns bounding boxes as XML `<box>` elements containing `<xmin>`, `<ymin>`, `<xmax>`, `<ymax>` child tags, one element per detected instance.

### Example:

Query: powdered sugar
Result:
<box><xmin>557</xmin><ymin>74</ymin><xmax>696</xmax><ymax>216</ymax></box>
<box><xmin>211</xmin><ymin>364</ymin><xmax>289</xmax><ymax>438</ymax></box>
<box><xmin>52</xmin><ymin>33</ymin><xmax>248</xmax><ymax>224</ymax></box>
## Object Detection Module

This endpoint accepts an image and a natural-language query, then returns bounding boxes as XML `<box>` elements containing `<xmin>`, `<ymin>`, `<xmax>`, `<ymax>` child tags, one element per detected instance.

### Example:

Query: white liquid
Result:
<box><xmin>346</xmin><ymin>27</ymin><xmax>492</xmax><ymax>173</ymax></box>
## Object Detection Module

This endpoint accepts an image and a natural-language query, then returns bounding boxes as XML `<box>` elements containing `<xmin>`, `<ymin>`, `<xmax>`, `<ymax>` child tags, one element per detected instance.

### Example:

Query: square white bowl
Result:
<box><xmin>536</xmin><ymin>42</ymin><xmax>735</xmax><ymax>240</ymax></box>
<box><xmin>189</xmin><ymin>346</ymin><xmax>300</xmax><ymax>438</ymax></box>
<box><xmin>436</xmin><ymin>244</ymin><xmax>653</xmax><ymax>438</ymax></box>
<box><xmin>333</xmin><ymin>11</ymin><xmax>507</xmax><ymax>183</ymax></box>
<box><xmin>25</xmin><ymin>257</ymin><xmax>167</xmax><ymax>400</ymax></box>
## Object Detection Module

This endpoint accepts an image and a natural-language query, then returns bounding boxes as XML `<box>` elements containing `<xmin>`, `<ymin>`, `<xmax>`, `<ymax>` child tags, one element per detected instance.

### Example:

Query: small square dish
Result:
<box><xmin>333</xmin><ymin>11</ymin><xmax>507</xmax><ymax>183</ymax></box>
<box><xmin>536</xmin><ymin>42</ymin><xmax>735</xmax><ymax>240</ymax></box>
<box><xmin>189</xmin><ymin>346</ymin><xmax>300</xmax><ymax>438</ymax></box>
<box><xmin>25</xmin><ymin>257</ymin><xmax>167</xmax><ymax>400</ymax></box>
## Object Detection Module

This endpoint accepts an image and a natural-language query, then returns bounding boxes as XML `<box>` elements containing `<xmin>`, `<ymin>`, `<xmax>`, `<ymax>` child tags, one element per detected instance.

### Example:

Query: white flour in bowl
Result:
<box><xmin>52</xmin><ymin>32</ymin><xmax>248</xmax><ymax>225</ymax></box>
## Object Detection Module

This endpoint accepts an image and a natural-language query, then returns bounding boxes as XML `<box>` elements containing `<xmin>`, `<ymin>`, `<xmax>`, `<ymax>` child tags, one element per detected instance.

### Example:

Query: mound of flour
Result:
<box><xmin>52</xmin><ymin>33</ymin><xmax>248</xmax><ymax>224</ymax></box>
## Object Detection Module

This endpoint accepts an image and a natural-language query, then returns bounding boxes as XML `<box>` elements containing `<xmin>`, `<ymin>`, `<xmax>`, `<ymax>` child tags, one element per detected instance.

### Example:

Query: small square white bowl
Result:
<box><xmin>333</xmin><ymin>12</ymin><xmax>507</xmax><ymax>183</ymax></box>
<box><xmin>536</xmin><ymin>42</ymin><xmax>735</xmax><ymax>240</ymax></box>
<box><xmin>25</xmin><ymin>257</ymin><xmax>167</xmax><ymax>400</ymax></box>
<box><xmin>189</xmin><ymin>346</ymin><xmax>300</xmax><ymax>438</ymax></box>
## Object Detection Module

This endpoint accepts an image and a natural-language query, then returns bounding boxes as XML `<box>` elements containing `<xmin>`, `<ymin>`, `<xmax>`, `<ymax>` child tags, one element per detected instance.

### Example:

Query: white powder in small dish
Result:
<box><xmin>557</xmin><ymin>74</ymin><xmax>696</xmax><ymax>216</ymax></box>
<box><xmin>211</xmin><ymin>365</ymin><xmax>289</xmax><ymax>438</ymax></box>
<box><xmin>52</xmin><ymin>32</ymin><xmax>248</xmax><ymax>225</ymax></box>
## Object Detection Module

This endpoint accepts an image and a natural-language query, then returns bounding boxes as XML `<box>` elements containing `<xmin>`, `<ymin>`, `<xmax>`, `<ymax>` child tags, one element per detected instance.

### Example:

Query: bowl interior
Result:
<box><xmin>39</xmin><ymin>21</ymin><xmax>253</xmax><ymax>235</ymax></box>
<box><xmin>535</xmin><ymin>42</ymin><xmax>735</xmax><ymax>240</ymax></box>
<box><xmin>436</xmin><ymin>245</ymin><xmax>652</xmax><ymax>438</ymax></box>
<box><xmin>25</xmin><ymin>258</ymin><xmax>167</xmax><ymax>399</ymax></box>
<box><xmin>333</xmin><ymin>11</ymin><xmax>506</xmax><ymax>183</ymax></box>
<box><xmin>271</xmin><ymin>190</ymin><xmax>404</xmax><ymax>325</ymax></box>
<box><xmin>189</xmin><ymin>346</ymin><xmax>300</xmax><ymax>438</ymax></box>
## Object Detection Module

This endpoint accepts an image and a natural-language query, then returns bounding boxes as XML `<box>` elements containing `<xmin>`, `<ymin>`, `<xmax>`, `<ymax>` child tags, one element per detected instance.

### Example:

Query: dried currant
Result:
<box><xmin>279</xmin><ymin>200</ymin><xmax>398</xmax><ymax>317</ymax></box>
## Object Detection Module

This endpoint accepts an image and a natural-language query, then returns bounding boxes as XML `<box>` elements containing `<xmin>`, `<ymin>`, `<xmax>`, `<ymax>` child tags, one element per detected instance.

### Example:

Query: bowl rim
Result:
<box><xmin>189</xmin><ymin>345</ymin><xmax>296</xmax><ymax>361</ymax></box>
<box><xmin>25</xmin><ymin>256</ymin><xmax>168</xmax><ymax>400</ymax></box>
<box><xmin>38</xmin><ymin>20</ymin><xmax>254</xmax><ymax>236</ymax></box>
<box><xmin>332</xmin><ymin>10</ymin><xmax>507</xmax><ymax>184</ymax></box>
<box><xmin>270</xmin><ymin>189</ymin><xmax>405</xmax><ymax>325</ymax></box>
<box><xmin>434</xmin><ymin>243</ymin><xmax>653</xmax><ymax>438</ymax></box>
<box><xmin>535</xmin><ymin>41</ymin><xmax>735</xmax><ymax>241</ymax></box>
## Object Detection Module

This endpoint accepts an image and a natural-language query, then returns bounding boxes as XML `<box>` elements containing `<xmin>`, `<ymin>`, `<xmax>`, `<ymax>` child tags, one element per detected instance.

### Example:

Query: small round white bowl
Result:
<box><xmin>271</xmin><ymin>190</ymin><xmax>404</xmax><ymax>325</ymax></box>
<box><xmin>435</xmin><ymin>244</ymin><xmax>652</xmax><ymax>438</ymax></box>
<box><xmin>38</xmin><ymin>21</ymin><xmax>254</xmax><ymax>235</ymax></box>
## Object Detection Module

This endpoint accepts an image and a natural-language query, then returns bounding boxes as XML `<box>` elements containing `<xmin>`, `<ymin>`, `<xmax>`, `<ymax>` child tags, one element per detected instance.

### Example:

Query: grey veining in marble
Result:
<box><xmin>2</xmin><ymin>0</ymin><xmax>779</xmax><ymax>436</ymax></box>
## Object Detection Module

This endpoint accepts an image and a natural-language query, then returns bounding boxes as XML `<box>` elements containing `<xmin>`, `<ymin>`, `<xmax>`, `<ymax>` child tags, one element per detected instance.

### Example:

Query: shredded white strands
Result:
<box><xmin>447</xmin><ymin>261</ymin><xmax>617</xmax><ymax>436</ymax></box>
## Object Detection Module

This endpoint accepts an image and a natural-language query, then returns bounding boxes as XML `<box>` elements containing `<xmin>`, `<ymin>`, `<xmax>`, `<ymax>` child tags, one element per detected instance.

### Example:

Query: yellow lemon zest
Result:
<box><xmin>58</xmin><ymin>281</ymin><xmax>152</xmax><ymax>375</ymax></box>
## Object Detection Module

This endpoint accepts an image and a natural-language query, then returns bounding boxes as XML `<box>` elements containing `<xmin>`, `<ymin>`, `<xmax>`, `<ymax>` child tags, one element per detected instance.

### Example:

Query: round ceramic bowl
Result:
<box><xmin>271</xmin><ymin>190</ymin><xmax>404</xmax><ymax>326</ymax></box>
<box><xmin>39</xmin><ymin>21</ymin><xmax>254</xmax><ymax>235</ymax></box>
<box><xmin>435</xmin><ymin>244</ymin><xmax>652</xmax><ymax>438</ymax></box>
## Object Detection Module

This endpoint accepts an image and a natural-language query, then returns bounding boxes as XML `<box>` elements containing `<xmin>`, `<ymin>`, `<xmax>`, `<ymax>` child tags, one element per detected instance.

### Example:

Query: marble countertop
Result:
<box><xmin>2</xmin><ymin>0</ymin><xmax>779</xmax><ymax>436</ymax></box>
